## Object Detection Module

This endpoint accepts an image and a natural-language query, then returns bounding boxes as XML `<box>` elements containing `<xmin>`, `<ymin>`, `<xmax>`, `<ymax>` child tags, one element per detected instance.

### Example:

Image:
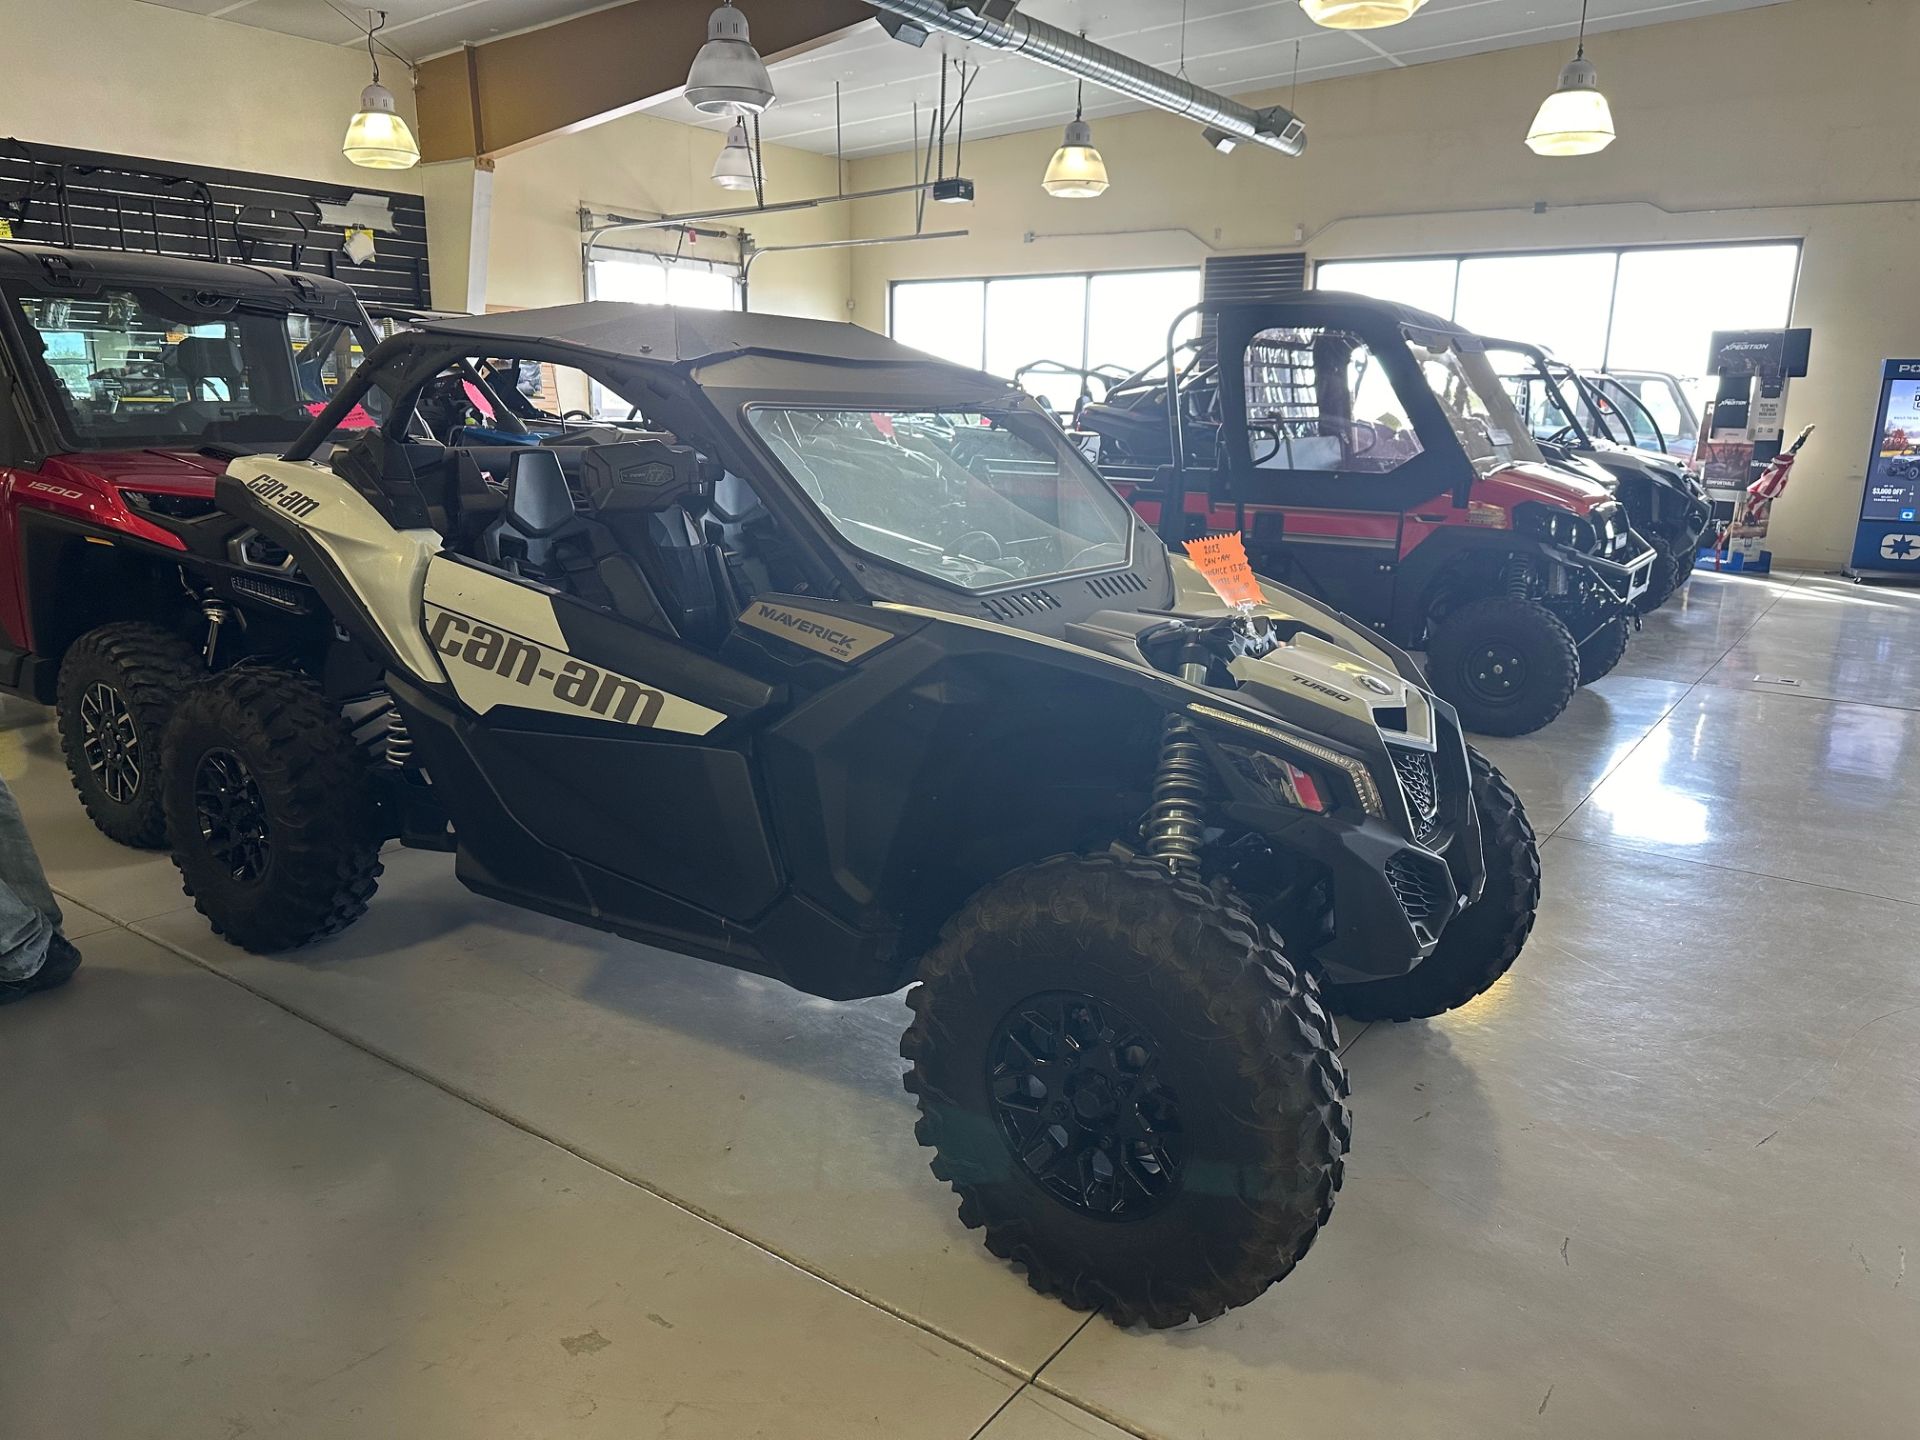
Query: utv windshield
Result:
<box><xmin>746</xmin><ymin>406</ymin><xmax>1134</xmax><ymax>591</ymax></box>
<box><xmin>9</xmin><ymin>284</ymin><xmax>379</xmax><ymax>451</ymax></box>
<box><xmin>1408</xmin><ymin>331</ymin><xmax>1546</xmax><ymax>472</ymax></box>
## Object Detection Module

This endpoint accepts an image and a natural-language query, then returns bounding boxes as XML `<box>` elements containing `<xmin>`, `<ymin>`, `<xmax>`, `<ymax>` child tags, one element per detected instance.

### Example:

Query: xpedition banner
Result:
<box><xmin>1848</xmin><ymin>360</ymin><xmax>1920</xmax><ymax>582</ymax></box>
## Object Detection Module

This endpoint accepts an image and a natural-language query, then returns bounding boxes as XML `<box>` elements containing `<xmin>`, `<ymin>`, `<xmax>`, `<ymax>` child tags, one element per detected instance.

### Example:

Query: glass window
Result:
<box><xmin>1453</xmin><ymin>252</ymin><xmax>1618</xmax><ymax>368</ymax></box>
<box><xmin>1607</xmin><ymin>244</ymin><xmax>1799</xmax><ymax>388</ymax></box>
<box><xmin>11</xmin><ymin>285</ymin><xmax>377</xmax><ymax>449</ymax></box>
<box><xmin>984</xmin><ymin>275</ymin><xmax>1086</xmax><ymax>383</ymax></box>
<box><xmin>1243</xmin><ymin>328</ymin><xmax>1422</xmax><ymax>474</ymax></box>
<box><xmin>585</xmin><ymin>253</ymin><xmax>739</xmax><ymax>414</ymax></box>
<box><xmin>1410</xmin><ymin>336</ymin><xmax>1545</xmax><ymax>471</ymax></box>
<box><xmin>1315</xmin><ymin>257</ymin><xmax>1459</xmax><ymax>318</ymax></box>
<box><xmin>1086</xmin><ymin>270</ymin><xmax>1202</xmax><ymax>376</ymax></box>
<box><xmin>746</xmin><ymin>407</ymin><xmax>1131</xmax><ymax>590</ymax></box>
<box><xmin>890</xmin><ymin>279</ymin><xmax>985</xmax><ymax>370</ymax></box>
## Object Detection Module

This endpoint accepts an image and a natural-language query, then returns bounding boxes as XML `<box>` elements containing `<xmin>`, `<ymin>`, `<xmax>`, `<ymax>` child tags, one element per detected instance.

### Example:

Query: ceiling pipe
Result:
<box><xmin>742</xmin><ymin>230</ymin><xmax>969</xmax><ymax>279</ymax></box>
<box><xmin>865</xmin><ymin>0</ymin><xmax>1306</xmax><ymax>157</ymax></box>
<box><xmin>581</xmin><ymin>178</ymin><xmax>966</xmax><ymax>266</ymax></box>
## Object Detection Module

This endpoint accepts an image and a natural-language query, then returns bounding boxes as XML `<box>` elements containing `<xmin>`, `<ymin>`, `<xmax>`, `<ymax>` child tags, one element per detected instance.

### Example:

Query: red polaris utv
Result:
<box><xmin>0</xmin><ymin>241</ymin><xmax>380</xmax><ymax>844</ymax></box>
<box><xmin>1085</xmin><ymin>294</ymin><xmax>1656</xmax><ymax>735</ymax></box>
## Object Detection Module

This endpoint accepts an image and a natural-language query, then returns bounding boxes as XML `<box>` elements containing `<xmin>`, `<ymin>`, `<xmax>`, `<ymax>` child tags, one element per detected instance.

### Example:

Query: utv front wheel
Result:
<box><xmin>1633</xmin><ymin>532</ymin><xmax>1678</xmax><ymax>615</ymax></box>
<box><xmin>901</xmin><ymin>854</ymin><xmax>1349</xmax><ymax>1328</ymax></box>
<box><xmin>56</xmin><ymin>622</ymin><xmax>204</xmax><ymax>847</ymax></box>
<box><xmin>162</xmin><ymin>669</ymin><xmax>383</xmax><ymax>953</ymax></box>
<box><xmin>1576</xmin><ymin>613</ymin><xmax>1631</xmax><ymax>685</ymax></box>
<box><xmin>1325</xmin><ymin>747</ymin><xmax>1540</xmax><ymax>1021</ymax></box>
<box><xmin>1425</xmin><ymin>597</ymin><xmax>1579</xmax><ymax>736</ymax></box>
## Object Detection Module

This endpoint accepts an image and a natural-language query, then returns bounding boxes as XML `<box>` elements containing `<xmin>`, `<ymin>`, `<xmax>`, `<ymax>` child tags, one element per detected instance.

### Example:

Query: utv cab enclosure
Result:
<box><xmin>0</xmin><ymin>241</ymin><xmax>378</xmax><ymax>844</ymax></box>
<box><xmin>1097</xmin><ymin>293</ymin><xmax>1656</xmax><ymax>735</ymax></box>
<box><xmin>164</xmin><ymin>302</ymin><xmax>1541</xmax><ymax>1327</ymax></box>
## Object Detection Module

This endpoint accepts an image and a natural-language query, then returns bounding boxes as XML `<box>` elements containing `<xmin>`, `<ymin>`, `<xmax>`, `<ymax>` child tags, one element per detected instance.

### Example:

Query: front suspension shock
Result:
<box><xmin>1145</xmin><ymin>715</ymin><xmax>1209</xmax><ymax>873</ymax></box>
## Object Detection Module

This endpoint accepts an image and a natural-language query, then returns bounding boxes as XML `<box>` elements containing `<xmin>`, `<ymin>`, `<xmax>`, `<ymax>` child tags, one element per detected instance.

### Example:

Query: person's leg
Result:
<box><xmin>0</xmin><ymin>773</ymin><xmax>79</xmax><ymax>1001</ymax></box>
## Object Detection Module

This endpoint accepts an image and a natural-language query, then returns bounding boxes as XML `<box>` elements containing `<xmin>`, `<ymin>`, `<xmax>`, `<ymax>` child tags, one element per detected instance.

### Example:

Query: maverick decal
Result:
<box><xmin>244</xmin><ymin>472</ymin><xmax>322</xmax><ymax>521</ymax></box>
<box><xmin>738</xmin><ymin>600</ymin><xmax>894</xmax><ymax>663</ymax></box>
<box><xmin>428</xmin><ymin>607</ymin><xmax>667</xmax><ymax>725</ymax></box>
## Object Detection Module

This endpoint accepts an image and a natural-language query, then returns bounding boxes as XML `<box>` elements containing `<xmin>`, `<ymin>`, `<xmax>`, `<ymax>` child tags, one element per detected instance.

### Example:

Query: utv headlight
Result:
<box><xmin>1188</xmin><ymin>702</ymin><xmax>1385</xmax><ymax>817</ymax></box>
<box><xmin>1518</xmin><ymin>505</ymin><xmax>1595</xmax><ymax>553</ymax></box>
<box><xmin>1218</xmin><ymin>743</ymin><xmax>1332</xmax><ymax>814</ymax></box>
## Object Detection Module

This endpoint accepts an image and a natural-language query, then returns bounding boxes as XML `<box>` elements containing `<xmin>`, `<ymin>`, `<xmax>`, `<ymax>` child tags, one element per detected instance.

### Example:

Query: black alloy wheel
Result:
<box><xmin>79</xmin><ymin>682</ymin><xmax>142</xmax><ymax>806</ymax></box>
<box><xmin>192</xmin><ymin>748</ymin><xmax>271</xmax><ymax>884</ymax></box>
<box><xmin>986</xmin><ymin>991</ymin><xmax>1183</xmax><ymax>1221</ymax></box>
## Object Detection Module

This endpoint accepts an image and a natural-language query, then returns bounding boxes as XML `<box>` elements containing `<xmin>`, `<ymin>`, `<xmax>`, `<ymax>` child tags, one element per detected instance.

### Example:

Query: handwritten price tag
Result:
<box><xmin>1183</xmin><ymin>532</ymin><xmax>1266</xmax><ymax>608</ymax></box>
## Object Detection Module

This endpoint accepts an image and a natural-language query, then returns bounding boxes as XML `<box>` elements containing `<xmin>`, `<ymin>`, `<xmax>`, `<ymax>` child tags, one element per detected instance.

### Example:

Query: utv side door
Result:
<box><xmin>1207</xmin><ymin>309</ymin><xmax>1460</xmax><ymax>623</ymax></box>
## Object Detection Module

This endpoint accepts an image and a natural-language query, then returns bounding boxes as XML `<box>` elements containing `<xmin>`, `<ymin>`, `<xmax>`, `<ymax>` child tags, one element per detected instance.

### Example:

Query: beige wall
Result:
<box><xmin>847</xmin><ymin>0</ymin><xmax>1918</xmax><ymax>567</ymax></box>
<box><xmin>0</xmin><ymin>0</ymin><xmax>421</xmax><ymax>193</ymax></box>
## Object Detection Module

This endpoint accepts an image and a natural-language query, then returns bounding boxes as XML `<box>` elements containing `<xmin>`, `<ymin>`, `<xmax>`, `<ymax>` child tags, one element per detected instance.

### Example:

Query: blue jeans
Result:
<box><xmin>0</xmin><ymin>775</ymin><xmax>61</xmax><ymax>983</ymax></box>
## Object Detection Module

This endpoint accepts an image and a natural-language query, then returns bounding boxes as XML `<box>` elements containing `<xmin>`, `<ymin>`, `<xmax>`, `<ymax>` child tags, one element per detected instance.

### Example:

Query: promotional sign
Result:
<box><xmin>1184</xmin><ymin>533</ymin><xmax>1267</xmax><ymax>608</ymax></box>
<box><xmin>1846</xmin><ymin>360</ymin><xmax>1920</xmax><ymax>582</ymax></box>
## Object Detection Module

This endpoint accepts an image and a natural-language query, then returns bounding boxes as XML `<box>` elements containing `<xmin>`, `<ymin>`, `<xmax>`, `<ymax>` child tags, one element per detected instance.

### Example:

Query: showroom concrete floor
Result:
<box><xmin>3</xmin><ymin>568</ymin><xmax>1918</xmax><ymax>1439</ymax></box>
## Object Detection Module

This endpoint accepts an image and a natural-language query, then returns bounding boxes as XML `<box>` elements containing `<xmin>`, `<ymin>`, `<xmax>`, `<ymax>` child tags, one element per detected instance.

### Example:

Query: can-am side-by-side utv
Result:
<box><xmin>158</xmin><ymin>303</ymin><xmax>1540</xmax><ymax>1328</ymax></box>
<box><xmin>1492</xmin><ymin>340</ymin><xmax>1710</xmax><ymax>611</ymax></box>
<box><xmin>0</xmin><ymin>242</ymin><xmax>381</xmax><ymax>846</ymax></box>
<box><xmin>1084</xmin><ymin>294</ymin><xmax>1657</xmax><ymax>735</ymax></box>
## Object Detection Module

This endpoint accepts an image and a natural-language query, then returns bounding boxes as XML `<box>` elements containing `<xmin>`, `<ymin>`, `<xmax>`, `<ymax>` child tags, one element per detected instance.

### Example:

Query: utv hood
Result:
<box><xmin>1477</xmin><ymin>460</ymin><xmax>1615</xmax><ymax>516</ymax></box>
<box><xmin>47</xmin><ymin>447</ymin><xmax>229</xmax><ymax>496</ymax></box>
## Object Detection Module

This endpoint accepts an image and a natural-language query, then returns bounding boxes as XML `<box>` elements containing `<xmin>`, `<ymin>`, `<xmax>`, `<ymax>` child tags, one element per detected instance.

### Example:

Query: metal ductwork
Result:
<box><xmin>867</xmin><ymin>0</ymin><xmax>1306</xmax><ymax>156</ymax></box>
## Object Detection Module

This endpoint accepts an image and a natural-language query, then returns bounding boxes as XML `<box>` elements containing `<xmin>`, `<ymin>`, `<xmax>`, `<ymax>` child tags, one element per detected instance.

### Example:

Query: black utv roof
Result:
<box><xmin>414</xmin><ymin>301</ymin><xmax>994</xmax><ymax>377</ymax></box>
<box><xmin>1214</xmin><ymin>289</ymin><xmax>1476</xmax><ymax>347</ymax></box>
<box><xmin>0</xmin><ymin>241</ymin><xmax>367</xmax><ymax>323</ymax></box>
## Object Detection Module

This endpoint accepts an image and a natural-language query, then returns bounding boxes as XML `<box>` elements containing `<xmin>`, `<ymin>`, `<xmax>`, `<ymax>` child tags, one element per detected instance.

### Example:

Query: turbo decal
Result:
<box><xmin>426</xmin><ymin>606</ymin><xmax>665</xmax><ymax>726</ymax></box>
<box><xmin>738</xmin><ymin>600</ymin><xmax>894</xmax><ymax>662</ymax></box>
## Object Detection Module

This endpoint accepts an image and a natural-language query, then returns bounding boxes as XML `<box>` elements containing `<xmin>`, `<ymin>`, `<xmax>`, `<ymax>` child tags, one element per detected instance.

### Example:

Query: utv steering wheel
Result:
<box><xmin>956</xmin><ymin>530</ymin><xmax>1004</xmax><ymax>563</ymax></box>
<box><xmin>1548</xmin><ymin>423</ymin><xmax>1582</xmax><ymax>447</ymax></box>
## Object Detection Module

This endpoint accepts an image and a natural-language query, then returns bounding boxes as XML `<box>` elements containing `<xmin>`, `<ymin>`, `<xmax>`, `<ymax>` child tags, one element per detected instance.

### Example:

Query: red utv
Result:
<box><xmin>1085</xmin><ymin>294</ymin><xmax>1656</xmax><ymax>735</ymax></box>
<box><xmin>0</xmin><ymin>241</ymin><xmax>379</xmax><ymax>844</ymax></box>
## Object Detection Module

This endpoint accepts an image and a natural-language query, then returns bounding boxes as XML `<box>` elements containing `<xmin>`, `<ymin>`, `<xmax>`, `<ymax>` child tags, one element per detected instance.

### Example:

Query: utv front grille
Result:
<box><xmin>1388</xmin><ymin>744</ymin><xmax>1441</xmax><ymax>845</ymax></box>
<box><xmin>979</xmin><ymin>588</ymin><xmax>1062</xmax><ymax>621</ymax></box>
<box><xmin>1385</xmin><ymin>850</ymin><xmax>1450</xmax><ymax>947</ymax></box>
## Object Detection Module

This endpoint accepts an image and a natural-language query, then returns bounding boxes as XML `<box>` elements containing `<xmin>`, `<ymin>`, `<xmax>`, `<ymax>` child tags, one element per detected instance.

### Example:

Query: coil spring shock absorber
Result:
<box><xmin>1146</xmin><ymin>715</ymin><xmax>1209</xmax><ymax>873</ymax></box>
<box><xmin>384</xmin><ymin>705</ymin><xmax>415</xmax><ymax>769</ymax></box>
<box><xmin>1502</xmin><ymin>558</ymin><xmax>1537</xmax><ymax>602</ymax></box>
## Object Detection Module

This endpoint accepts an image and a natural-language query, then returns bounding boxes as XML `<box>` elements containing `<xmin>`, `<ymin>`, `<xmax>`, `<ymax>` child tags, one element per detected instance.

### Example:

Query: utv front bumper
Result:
<box><xmin>1558</xmin><ymin>534</ymin><xmax>1658</xmax><ymax>611</ymax></box>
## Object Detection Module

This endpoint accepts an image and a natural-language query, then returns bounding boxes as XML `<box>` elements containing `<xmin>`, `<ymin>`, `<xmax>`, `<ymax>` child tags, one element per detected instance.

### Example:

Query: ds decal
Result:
<box><xmin>244</xmin><ymin>472</ymin><xmax>322</xmax><ymax>521</ymax></box>
<box><xmin>738</xmin><ymin>600</ymin><xmax>894</xmax><ymax>662</ymax></box>
<box><xmin>427</xmin><ymin>606</ymin><xmax>665</xmax><ymax>726</ymax></box>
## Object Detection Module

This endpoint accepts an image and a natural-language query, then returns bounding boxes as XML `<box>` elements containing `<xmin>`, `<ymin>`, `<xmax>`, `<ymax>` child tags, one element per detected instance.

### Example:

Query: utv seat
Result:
<box><xmin>580</xmin><ymin>442</ymin><xmax>731</xmax><ymax>644</ymax></box>
<box><xmin>482</xmin><ymin>450</ymin><xmax>626</xmax><ymax>613</ymax></box>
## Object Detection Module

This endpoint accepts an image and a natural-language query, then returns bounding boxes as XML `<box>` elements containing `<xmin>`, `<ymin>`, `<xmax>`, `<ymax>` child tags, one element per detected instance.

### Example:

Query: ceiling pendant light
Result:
<box><xmin>1527</xmin><ymin>0</ymin><xmax>1617</xmax><ymax>156</ymax></box>
<box><xmin>343</xmin><ymin>10</ymin><xmax>420</xmax><ymax>170</ymax></box>
<box><xmin>1300</xmin><ymin>0</ymin><xmax>1427</xmax><ymax>30</ymax></box>
<box><xmin>711</xmin><ymin>118</ymin><xmax>760</xmax><ymax>191</ymax></box>
<box><xmin>1042</xmin><ymin>77</ymin><xmax>1109</xmax><ymax>199</ymax></box>
<box><xmin>686</xmin><ymin>1</ymin><xmax>775</xmax><ymax>115</ymax></box>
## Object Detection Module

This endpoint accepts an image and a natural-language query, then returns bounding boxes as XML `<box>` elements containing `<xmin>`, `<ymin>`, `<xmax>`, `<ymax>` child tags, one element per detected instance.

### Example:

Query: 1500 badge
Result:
<box><xmin>427</xmin><ymin>606</ymin><xmax>666</xmax><ymax>726</ymax></box>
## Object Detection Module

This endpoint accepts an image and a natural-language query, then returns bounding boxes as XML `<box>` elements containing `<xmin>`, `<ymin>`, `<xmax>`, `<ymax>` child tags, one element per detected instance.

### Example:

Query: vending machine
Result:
<box><xmin>1845</xmin><ymin>359</ymin><xmax>1920</xmax><ymax>584</ymax></box>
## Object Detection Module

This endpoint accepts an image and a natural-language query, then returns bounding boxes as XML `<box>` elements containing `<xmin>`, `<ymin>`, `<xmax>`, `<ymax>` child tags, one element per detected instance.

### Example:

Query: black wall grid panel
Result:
<box><xmin>0</xmin><ymin>137</ymin><xmax>429</xmax><ymax>308</ymax></box>
<box><xmin>1202</xmin><ymin>252</ymin><xmax>1309</xmax><ymax>305</ymax></box>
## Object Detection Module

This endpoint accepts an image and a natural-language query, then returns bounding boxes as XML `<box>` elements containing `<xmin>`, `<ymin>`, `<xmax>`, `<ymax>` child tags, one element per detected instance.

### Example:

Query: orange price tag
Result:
<box><xmin>1182</xmin><ymin>532</ymin><xmax>1266</xmax><ymax>608</ymax></box>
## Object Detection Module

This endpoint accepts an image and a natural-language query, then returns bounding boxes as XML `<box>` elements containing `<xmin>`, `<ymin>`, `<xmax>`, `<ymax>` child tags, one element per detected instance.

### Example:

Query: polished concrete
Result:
<box><xmin>4</xmin><ymin>569</ymin><xmax>1918</xmax><ymax>1438</ymax></box>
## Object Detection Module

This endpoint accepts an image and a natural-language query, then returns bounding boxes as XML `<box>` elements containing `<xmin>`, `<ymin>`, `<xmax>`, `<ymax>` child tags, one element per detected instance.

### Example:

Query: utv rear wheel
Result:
<box><xmin>1425</xmin><ymin>597</ymin><xmax>1579</xmax><ymax>737</ymax></box>
<box><xmin>162</xmin><ymin>668</ymin><xmax>383</xmax><ymax>953</ymax></box>
<box><xmin>901</xmin><ymin>854</ymin><xmax>1349</xmax><ymax>1328</ymax></box>
<box><xmin>56</xmin><ymin>622</ymin><xmax>205</xmax><ymax>848</ymax></box>
<box><xmin>1576</xmin><ymin>614</ymin><xmax>1631</xmax><ymax>685</ymax></box>
<box><xmin>1325</xmin><ymin>748</ymin><xmax>1540</xmax><ymax>1022</ymax></box>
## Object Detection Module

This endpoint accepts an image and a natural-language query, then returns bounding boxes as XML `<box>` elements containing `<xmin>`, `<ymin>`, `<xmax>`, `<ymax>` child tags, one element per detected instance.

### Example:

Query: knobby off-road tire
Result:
<box><xmin>1425</xmin><ymin>597</ymin><xmax>1580</xmax><ymax>737</ymax></box>
<box><xmin>56</xmin><ymin>622</ymin><xmax>204</xmax><ymax>847</ymax></box>
<box><xmin>1577</xmin><ymin>614</ymin><xmax>1632</xmax><ymax>685</ymax></box>
<box><xmin>900</xmin><ymin>853</ymin><xmax>1350</xmax><ymax>1329</ymax></box>
<box><xmin>1326</xmin><ymin>747</ymin><xmax>1540</xmax><ymax>1022</ymax></box>
<box><xmin>162</xmin><ymin>668</ymin><xmax>383</xmax><ymax>953</ymax></box>
<box><xmin>1633</xmin><ymin>532</ymin><xmax>1678</xmax><ymax>616</ymax></box>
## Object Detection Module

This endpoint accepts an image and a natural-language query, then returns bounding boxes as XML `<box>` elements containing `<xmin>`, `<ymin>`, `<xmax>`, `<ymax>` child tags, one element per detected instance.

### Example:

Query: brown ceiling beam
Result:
<box><xmin>414</xmin><ymin>0</ymin><xmax>875</xmax><ymax>162</ymax></box>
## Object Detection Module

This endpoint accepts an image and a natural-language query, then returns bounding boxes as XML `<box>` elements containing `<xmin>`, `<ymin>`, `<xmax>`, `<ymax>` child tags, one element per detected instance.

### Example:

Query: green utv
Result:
<box><xmin>157</xmin><ymin>304</ymin><xmax>1541</xmax><ymax>1327</ymax></box>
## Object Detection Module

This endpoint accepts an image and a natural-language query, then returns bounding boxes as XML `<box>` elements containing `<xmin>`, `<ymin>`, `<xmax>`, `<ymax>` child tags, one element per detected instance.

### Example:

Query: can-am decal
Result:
<box><xmin>427</xmin><ymin>606</ymin><xmax>668</xmax><ymax>725</ymax></box>
<box><xmin>738</xmin><ymin>600</ymin><xmax>894</xmax><ymax>662</ymax></box>
<box><xmin>244</xmin><ymin>473</ymin><xmax>322</xmax><ymax>521</ymax></box>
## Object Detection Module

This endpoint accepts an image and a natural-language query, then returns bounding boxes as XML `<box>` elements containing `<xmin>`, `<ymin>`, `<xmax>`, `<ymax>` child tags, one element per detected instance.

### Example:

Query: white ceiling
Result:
<box><xmin>143</xmin><ymin>0</ymin><xmax>1797</xmax><ymax>157</ymax></box>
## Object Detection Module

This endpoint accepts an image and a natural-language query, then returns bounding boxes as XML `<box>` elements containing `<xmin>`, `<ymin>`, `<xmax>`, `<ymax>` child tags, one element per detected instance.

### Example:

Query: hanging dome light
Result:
<box><xmin>711</xmin><ymin>118</ymin><xmax>759</xmax><ymax>191</ymax></box>
<box><xmin>1300</xmin><ymin>0</ymin><xmax>1427</xmax><ymax>29</ymax></box>
<box><xmin>1526</xmin><ymin>2</ymin><xmax>1616</xmax><ymax>156</ymax></box>
<box><xmin>344</xmin><ymin>82</ymin><xmax>421</xmax><ymax>170</ymax></box>
<box><xmin>686</xmin><ymin>1</ymin><xmax>775</xmax><ymax>115</ymax></box>
<box><xmin>343</xmin><ymin>13</ymin><xmax>420</xmax><ymax>170</ymax></box>
<box><xmin>1042</xmin><ymin>79</ymin><xmax>1109</xmax><ymax>199</ymax></box>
